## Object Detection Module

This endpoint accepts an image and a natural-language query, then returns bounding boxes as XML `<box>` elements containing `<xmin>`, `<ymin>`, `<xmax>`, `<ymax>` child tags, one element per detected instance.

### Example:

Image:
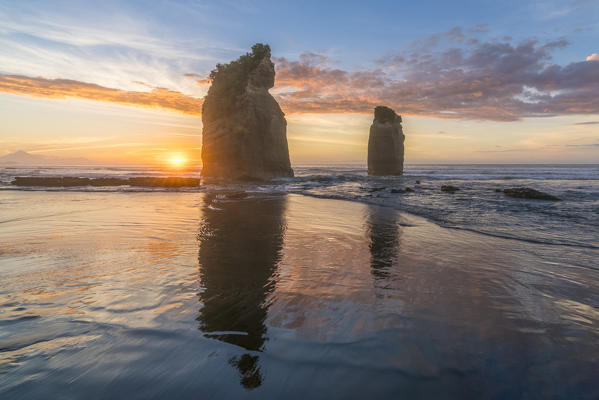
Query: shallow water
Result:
<box><xmin>3</xmin><ymin>164</ymin><xmax>598</xmax><ymax>248</ymax></box>
<box><xmin>1</xmin><ymin>191</ymin><xmax>598</xmax><ymax>399</ymax></box>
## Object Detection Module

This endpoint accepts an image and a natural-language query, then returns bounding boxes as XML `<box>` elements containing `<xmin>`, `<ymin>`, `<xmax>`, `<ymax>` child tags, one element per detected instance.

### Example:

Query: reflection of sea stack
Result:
<box><xmin>367</xmin><ymin>106</ymin><xmax>405</xmax><ymax>176</ymax></box>
<box><xmin>197</xmin><ymin>195</ymin><xmax>287</xmax><ymax>389</ymax></box>
<box><xmin>201</xmin><ymin>44</ymin><xmax>294</xmax><ymax>181</ymax></box>
<box><xmin>367</xmin><ymin>205</ymin><xmax>401</xmax><ymax>281</ymax></box>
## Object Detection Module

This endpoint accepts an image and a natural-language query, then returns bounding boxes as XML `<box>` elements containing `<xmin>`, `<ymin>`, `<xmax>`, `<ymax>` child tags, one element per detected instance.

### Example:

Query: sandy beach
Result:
<box><xmin>1</xmin><ymin>190</ymin><xmax>598</xmax><ymax>399</ymax></box>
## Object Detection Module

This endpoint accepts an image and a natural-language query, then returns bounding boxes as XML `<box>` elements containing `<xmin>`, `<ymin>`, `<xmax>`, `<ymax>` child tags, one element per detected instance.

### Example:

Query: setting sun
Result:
<box><xmin>169</xmin><ymin>155</ymin><xmax>187</xmax><ymax>168</ymax></box>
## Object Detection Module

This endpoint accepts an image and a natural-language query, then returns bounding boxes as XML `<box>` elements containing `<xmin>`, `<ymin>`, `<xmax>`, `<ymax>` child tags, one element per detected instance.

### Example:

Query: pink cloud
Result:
<box><xmin>272</xmin><ymin>35</ymin><xmax>599</xmax><ymax>121</ymax></box>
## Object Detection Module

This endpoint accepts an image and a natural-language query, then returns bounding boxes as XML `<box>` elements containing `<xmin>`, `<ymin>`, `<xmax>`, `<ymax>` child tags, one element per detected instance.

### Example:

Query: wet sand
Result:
<box><xmin>0</xmin><ymin>191</ymin><xmax>598</xmax><ymax>399</ymax></box>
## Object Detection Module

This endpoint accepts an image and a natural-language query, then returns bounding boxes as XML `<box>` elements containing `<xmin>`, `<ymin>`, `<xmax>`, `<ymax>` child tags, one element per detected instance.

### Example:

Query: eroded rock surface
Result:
<box><xmin>367</xmin><ymin>106</ymin><xmax>405</xmax><ymax>176</ymax></box>
<box><xmin>201</xmin><ymin>44</ymin><xmax>293</xmax><ymax>181</ymax></box>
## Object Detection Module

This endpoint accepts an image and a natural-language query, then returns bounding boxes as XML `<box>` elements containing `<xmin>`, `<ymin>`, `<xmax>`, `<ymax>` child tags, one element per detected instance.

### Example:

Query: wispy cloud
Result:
<box><xmin>0</xmin><ymin>74</ymin><xmax>203</xmax><ymax>116</ymax></box>
<box><xmin>0</xmin><ymin>2</ymin><xmax>225</xmax><ymax>97</ymax></box>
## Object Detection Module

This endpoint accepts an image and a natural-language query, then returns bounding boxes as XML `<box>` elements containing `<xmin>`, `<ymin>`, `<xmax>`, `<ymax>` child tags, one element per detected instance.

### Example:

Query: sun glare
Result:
<box><xmin>169</xmin><ymin>155</ymin><xmax>187</xmax><ymax>168</ymax></box>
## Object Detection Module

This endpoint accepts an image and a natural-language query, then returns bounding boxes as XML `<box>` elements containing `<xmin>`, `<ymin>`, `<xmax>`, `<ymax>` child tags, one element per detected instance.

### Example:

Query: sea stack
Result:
<box><xmin>201</xmin><ymin>44</ymin><xmax>294</xmax><ymax>181</ymax></box>
<box><xmin>367</xmin><ymin>106</ymin><xmax>405</xmax><ymax>176</ymax></box>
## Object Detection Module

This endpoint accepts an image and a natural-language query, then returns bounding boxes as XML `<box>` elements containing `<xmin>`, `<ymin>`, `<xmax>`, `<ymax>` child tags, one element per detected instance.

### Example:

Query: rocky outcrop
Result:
<box><xmin>367</xmin><ymin>106</ymin><xmax>405</xmax><ymax>176</ymax></box>
<box><xmin>441</xmin><ymin>185</ymin><xmax>459</xmax><ymax>193</ymax></box>
<box><xmin>504</xmin><ymin>188</ymin><xmax>560</xmax><ymax>201</ymax></box>
<box><xmin>201</xmin><ymin>44</ymin><xmax>293</xmax><ymax>181</ymax></box>
<box><xmin>12</xmin><ymin>176</ymin><xmax>201</xmax><ymax>187</ymax></box>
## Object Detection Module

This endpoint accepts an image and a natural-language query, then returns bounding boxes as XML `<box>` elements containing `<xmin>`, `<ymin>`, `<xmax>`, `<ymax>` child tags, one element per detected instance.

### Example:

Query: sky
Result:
<box><xmin>0</xmin><ymin>0</ymin><xmax>598</xmax><ymax>165</ymax></box>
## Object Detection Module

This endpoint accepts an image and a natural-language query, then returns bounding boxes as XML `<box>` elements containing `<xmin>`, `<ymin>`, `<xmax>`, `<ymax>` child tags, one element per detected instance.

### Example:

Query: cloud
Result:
<box><xmin>273</xmin><ymin>53</ymin><xmax>384</xmax><ymax>114</ymax></box>
<box><xmin>572</xmin><ymin>121</ymin><xmax>599</xmax><ymax>125</ymax></box>
<box><xmin>2</xmin><ymin>26</ymin><xmax>598</xmax><ymax>123</ymax></box>
<box><xmin>0</xmin><ymin>74</ymin><xmax>203</xmax><ymax>116</ymax></box>
<box><xmin>468</xmin><ymin>24</ymin><xmax>490</xmax><ymax>34</ymax></box>
<box><xmin>184</xmin><ymin>73</ymin><xmax>211</xmax><ymax>86</ymax></box>
<box><xmin>587</xmin><ymin>53</ymin><xmax>599</xmax><ymax>61</ymax></box>
<box><xmin>273</xmin><ymin>32</ymin><xmax>599</xmax><ymax>121</ymax></box>
<box><xmin>0</xmin><ymin>4</ymin><xmax>225</xmax><ymax>99</ymax></box>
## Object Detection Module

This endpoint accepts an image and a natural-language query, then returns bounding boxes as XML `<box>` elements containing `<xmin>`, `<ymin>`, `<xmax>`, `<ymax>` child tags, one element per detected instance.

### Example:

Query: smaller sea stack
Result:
<box><xmin>367</xmin><ymin>106</ymin><xmax>405</xmax><ymax>176</ymax></box>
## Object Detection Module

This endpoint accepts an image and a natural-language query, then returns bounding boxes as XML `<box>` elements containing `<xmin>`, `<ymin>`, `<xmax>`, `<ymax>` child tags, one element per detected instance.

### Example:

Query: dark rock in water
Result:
<box><xmin>441</xmin><ymin>185</ymin><xmax>459</xmax><ymax>193</ymax></box>
<box><xmin>90</xmin><ymin>177</ymin><xmax>128</xmax><ymax>186</ymax></box>
<box><xmin>504</xmin><ymin>187</ymin><xmax>560</xmax><ymax>201</ymax></box>
<box><xmin>12</xmin><ymin>177</ymin><xmax>91</xmax><ymax>187</ymax></box>
<box><xmin>368</xmin><ymin>187</ymin><xmax>387</xmax><ymax>193</ymax></box>
<box><xmin>127</xmin><ymin>177</ymin><xmax>200</xmax><ymax>188</ymax></box>
<box><xmin>391</xmin><ymin>187</ymin><xmax>413</xmax><ymax>194</ymax></box>
<box><xmin>368</xmin><ymin>106</ymin><xmax>405</xmax><ymax>176</ymax></box>
<box><xmin>201</xmin><ymin>44</ymin><xmax>293</xmax><ymax>181</ymax></box>
<box><xmin>415</xmin><ymin>180</ymin><xmax>421</xmax><ymax>184</ymax></box>
<box><xmin>495</xmin><ymin>189</ymin><xmax>502</xmax><ymax>193</ymax></box>
<box><xmin>12</xmin><ymin>176</ymin><xmax>201</xmax><ymax>188</ymax></box>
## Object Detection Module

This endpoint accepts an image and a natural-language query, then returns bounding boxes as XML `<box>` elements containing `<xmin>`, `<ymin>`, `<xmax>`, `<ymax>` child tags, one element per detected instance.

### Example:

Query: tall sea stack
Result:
<box><xmin>367</xmin><ymin>106</ymin><xmax>405</xmax><ymax>176</ymax></box>
<box><xmin>201</xmin><ymin>44</ymin><xmax>294</xmax><ymax>181</ymax></box>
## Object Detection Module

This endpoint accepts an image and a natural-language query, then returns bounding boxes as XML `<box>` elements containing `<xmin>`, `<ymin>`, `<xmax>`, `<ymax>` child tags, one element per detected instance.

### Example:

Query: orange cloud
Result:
<box><xmin>184</xmin><ymin>73</ymin><xmax>211</xmax><ymax>86</ymax></box>
<box><xmin>0</xmin><ymin>74</ymin><xmax>203</xmax><ymax>116</ymax></box>
<box><xmin>587</xmin><ymin>53</ymin><xmax>599</xmax><ymax>61</ymax></box>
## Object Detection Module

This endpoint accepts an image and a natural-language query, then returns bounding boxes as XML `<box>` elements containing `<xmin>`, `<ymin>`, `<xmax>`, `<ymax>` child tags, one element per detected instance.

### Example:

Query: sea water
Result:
<box><xmin>1</xmin><ymin>165</ymin><xmax>598</xmax><ymax>399</ymax></box>
<box><xmin>2</xmin><ymin>164</ymin><xmax>598</xmax><ymax>248</ymax></box>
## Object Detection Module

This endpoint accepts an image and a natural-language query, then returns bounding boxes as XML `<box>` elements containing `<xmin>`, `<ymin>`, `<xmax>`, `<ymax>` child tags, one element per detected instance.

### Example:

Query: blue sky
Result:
<box><xmin>0</xmin><ymin>0</ymin><xmax>598</xmax><ymax>164</ymax></box>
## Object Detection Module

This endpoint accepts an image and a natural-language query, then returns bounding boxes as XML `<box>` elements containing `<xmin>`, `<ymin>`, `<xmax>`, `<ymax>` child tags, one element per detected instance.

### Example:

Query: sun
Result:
<box><xmin>169</xmin><ymin>155</ymin><xmax>187</xmax><ymax>168</ymax></box>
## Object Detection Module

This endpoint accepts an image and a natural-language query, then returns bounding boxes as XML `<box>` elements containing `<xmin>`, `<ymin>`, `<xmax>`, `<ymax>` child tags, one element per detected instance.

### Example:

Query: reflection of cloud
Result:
<box><xmin>0</xmin><ymin>74</ymin><xmax>203</xmax><ymax>116</ymax></box>
<box><xmin>274</xmin><ymin>31</ymin><xmax>599</xmax><ymax>121</ymax></box>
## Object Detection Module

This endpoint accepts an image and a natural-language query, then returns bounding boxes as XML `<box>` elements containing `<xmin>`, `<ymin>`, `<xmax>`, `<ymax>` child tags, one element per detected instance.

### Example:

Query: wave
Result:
<box><xmin>2</xmin><ymin>165</ymin><xmax>598</xmax><ymax>251</ymax></box>
<box><xmin>444</xmin><ymin>225</ymin><xmax>599</xmax><ymax>251</ymax></box>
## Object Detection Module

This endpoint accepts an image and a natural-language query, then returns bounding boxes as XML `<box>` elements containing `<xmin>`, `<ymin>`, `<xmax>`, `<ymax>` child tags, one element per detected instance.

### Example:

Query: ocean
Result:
<box><xmin>2</xmin><ymin>163</ymin><xmax>598</xmax><ymax>249</ymax></box>
<box><xmin>1</xmin><ymin>164</ymin><xmax>598</xmax><ymax>399</ymax></box>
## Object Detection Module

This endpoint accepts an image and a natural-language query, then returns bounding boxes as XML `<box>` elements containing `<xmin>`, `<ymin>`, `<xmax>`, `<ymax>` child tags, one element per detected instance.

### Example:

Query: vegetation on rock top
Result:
<box><xmin>203</xmin><ymin>43</ymin><xmax>271</xmax><ymax>121</ymax></box>
<box><xmin>374</xmin><ymin>106</ymin><xmax>401</xmax><ymax>123</ymax></box>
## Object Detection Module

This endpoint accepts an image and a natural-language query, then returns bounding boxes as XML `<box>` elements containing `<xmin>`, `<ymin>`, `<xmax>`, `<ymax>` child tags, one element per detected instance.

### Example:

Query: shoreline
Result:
<box><xmin>0</xmin><ymin>185</ymin><xmax>597</xmax><ymax>251</ymax></box>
